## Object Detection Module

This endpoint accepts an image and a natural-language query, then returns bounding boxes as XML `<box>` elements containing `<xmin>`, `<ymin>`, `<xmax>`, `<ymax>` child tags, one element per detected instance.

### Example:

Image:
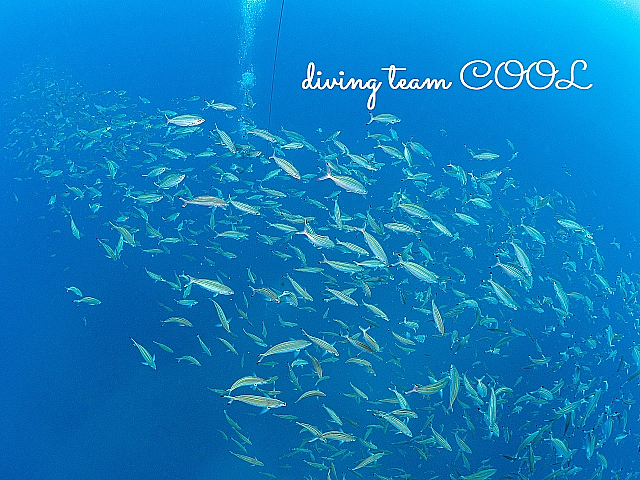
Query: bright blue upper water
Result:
<box><xmin>1</xmin><ymin>2</ymin><xmax>640</xmax><ymax>480</ymax></box>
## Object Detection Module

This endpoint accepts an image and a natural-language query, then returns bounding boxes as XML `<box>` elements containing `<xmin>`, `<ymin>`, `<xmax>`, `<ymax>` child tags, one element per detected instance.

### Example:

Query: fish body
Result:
<box><xmin>367</xmin><ymin>113</ymin><xmax>400</xmax><ymax>125</ymax></box>
<box><xmin>186</xmin><ymin>276</ymin><xmax>234</xmax><ymax>296</ymax></box>
<box><xmin>317</xmin><ymin>167</ymin><xmax>367</xmax><ymax>195</ymax></box>
<box><xmin>165</xmin><ymin>114</ymin><xmax>205</xmax><ymax>127</ymax></box>
<box><xmin>74</xmin><ymin>296</ymin><xmax>101</xmax><ymax>306</ymax></box>
<box><xmin>257</xmin><ymin>340</ymin><xmax>312</xmax><ymax>363</ymax></box>
<box><xmin>131</xmin><ymin>338</ymin><xmax>156</xmax><ymax>369</ymax></box>
<box><xmin>225</xmin><ymin>394</ymin><xmax>286</xmax><ymax>409</ymax></box>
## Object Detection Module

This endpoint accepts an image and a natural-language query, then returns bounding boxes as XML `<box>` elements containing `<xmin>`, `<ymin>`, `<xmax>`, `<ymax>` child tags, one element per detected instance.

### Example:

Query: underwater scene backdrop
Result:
<box><xmin>2</xmin><ymin>1</ymin><xmax>640</xmax><ymax>480</ymax></box>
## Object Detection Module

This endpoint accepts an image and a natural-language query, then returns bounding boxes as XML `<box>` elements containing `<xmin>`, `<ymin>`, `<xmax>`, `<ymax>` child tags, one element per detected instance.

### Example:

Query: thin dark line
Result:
<box><xmin>268</xmin><ymin>0</ymin><xmax>285</xmax><ymax>132</ymax></box>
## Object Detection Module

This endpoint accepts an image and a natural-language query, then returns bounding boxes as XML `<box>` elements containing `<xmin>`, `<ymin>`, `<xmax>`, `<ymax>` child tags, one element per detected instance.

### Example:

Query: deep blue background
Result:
<box><xmin>1</xmin><ymin>1</ymin><xmax>639</xmax><ymax>479</ymax></box>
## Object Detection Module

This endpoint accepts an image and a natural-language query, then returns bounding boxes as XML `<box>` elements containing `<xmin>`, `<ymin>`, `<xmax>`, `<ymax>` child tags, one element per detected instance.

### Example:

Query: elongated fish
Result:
<box><xmin>224</xmin><ymin>394</ymin><xmax>286</xmax><ymax>409</ymax></box>
<box><xmin>257</xmin><ymin>340</ymin><xmax>312</xmax><ymax>363</ymax></box>
<box><xmin>131</xmin><ymin>338</ymin><xmax>156</xmax><ymax>370</ymax></box>
<box><xmin>165</xmin><ymin>114</ymin><xmax>205</xmax><ymax>127</ymax></box>
<box><xmin>185</xmin><ymin>276</ymin><xmax>234</xmax><ymax>296</ymax></box>
<box><xmin>317</xmin><ymin>166</ymin><xmax>367</xmax><ymax>195</ymax></box>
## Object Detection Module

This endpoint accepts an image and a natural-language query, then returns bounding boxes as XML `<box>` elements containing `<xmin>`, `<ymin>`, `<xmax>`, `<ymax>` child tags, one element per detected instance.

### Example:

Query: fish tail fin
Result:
<box><xmin>316</xmin><ymin>165</ymin><xmax>331</xmax><ymax>182</ymax></box>
<box><xmin>295</xmin><ymin>222</ymin><xmax>308</xmax><ymax>236</ymax></box>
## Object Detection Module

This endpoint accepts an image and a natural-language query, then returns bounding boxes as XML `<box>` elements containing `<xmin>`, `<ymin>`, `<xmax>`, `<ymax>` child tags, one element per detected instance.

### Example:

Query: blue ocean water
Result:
<box><xmin>2</xmin><ymin>1</ymin><xmax>640</xmax><ymax>480</ymax></box>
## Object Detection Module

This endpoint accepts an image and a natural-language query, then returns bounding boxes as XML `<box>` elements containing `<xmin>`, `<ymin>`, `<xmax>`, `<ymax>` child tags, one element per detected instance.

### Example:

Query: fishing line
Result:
<box><xmin>267</xmin><ymin>0</ymin><xmax>285</xmax><ymax>132</ymax></box>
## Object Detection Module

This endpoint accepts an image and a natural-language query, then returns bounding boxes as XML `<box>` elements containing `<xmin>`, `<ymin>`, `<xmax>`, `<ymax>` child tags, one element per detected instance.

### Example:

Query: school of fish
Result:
<box><xmin>5</xmin><ymin>64</ymin><xmax>640</xmax><ymax>480</ymax></box>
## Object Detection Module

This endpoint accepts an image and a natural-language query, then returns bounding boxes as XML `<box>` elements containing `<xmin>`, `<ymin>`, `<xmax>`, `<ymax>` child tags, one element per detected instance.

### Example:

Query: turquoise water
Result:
<box><xmin>2</xmin><ymin>2</ymin><xmax>640</xmax><ymax>480</ymax></box>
